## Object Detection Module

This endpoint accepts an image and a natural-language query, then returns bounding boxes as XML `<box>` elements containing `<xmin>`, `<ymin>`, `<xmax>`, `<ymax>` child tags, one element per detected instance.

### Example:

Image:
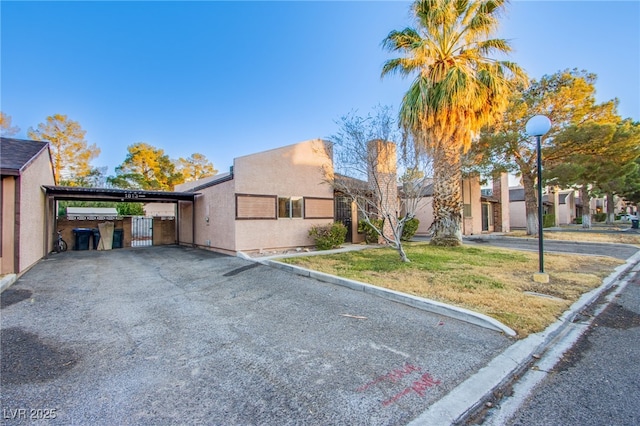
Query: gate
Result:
<box><xmin>132</xmin><ymin>216</ymin><xmax>153</xmax><ymax>247</ymax></box>
<box><xmin>335</xmin><ymin>196</ymin><xmax>353</xmax><ymax>243</ymax></box>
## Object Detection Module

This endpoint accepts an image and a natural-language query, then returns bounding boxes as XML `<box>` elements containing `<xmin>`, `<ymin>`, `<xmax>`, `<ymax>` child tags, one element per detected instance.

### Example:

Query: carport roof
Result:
<box><xmin>43</xmin><ymin>185</ymin><xmax>198</xmax><ymax>202</ymax></box>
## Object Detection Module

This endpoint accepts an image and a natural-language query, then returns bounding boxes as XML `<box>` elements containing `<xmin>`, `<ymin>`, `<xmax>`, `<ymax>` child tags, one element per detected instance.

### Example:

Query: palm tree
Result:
<box><xmin>382</xmin><ymin>0</ymin><xmax>525</xmax><ymax>245</ymax></box>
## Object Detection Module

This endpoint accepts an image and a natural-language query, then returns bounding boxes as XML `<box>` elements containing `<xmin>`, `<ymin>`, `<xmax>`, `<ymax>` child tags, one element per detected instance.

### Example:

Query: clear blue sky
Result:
<box><xmin>2</xmin><ymin>1</ymin><xmax>638</xmax><ymax>176</ymax></box>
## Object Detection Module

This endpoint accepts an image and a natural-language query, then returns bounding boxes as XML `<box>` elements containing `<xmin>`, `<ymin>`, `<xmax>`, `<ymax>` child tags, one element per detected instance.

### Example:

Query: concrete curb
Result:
<box><xmin>261</xmin><ymin>259</ymin><xmax>516</xmax><ymax>337</ymax></box>
<box><xmin>0</xmin><ymin>274</ymin><xmax>17</xmax><ymax>293</ymax></box>
<box><xmin>407</xmin><ymin>249</ymin><xmax>640</xmax><ymax>426</ymax></box>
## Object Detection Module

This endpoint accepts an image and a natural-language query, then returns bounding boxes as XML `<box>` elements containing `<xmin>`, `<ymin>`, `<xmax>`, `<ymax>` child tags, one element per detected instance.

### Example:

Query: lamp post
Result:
<box><xmin>526</xmin><ymin>115</ymin><xmax>552</xmax><ymax>283</ymax></box>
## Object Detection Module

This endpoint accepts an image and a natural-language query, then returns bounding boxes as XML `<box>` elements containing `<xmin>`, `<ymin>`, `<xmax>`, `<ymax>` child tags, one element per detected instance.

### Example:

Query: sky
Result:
<box><xmin>2</xmin><ymin>1</ymin><xmax>639</xmax><ymax>177</ymax></box>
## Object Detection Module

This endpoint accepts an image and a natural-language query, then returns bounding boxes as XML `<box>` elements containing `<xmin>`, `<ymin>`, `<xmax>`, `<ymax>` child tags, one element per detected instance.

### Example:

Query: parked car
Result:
<box><xmin>620</xmin><ymin>214</ymin><xmax>638</xmax><ymax>221</ymax></box>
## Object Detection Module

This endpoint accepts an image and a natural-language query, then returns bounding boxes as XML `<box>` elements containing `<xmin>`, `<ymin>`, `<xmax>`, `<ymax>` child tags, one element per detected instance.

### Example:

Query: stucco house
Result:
<box><xmin>557</xmin><ymin>190</ymin><xmax>577</xmax><ymax>225</ymax></box>
<box><xmin>175</xmin><ymin>139</ymin><xmax>336</xmax><ymax>255</ymax></box>
<box><xmin>1</xmin><ymin>137</ymin><xmax>56</xmax><ymax>275</ymax></box>
<box><xmin>175</xmin><ymin>139</ymin><xmax>508</xmax><ymax>255</ymax></box>
<box><xmin>509</xmin><ymin>186</ymin><xmax>556</xmax><ymax>229</ymax></box>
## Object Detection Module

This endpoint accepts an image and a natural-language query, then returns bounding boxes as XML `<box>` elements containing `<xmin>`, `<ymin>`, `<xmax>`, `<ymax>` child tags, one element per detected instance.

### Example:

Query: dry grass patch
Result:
<box><xmin>280</xmin><ymin>243</ymin><xmax>623</xmax><ymax>337</ymax></box>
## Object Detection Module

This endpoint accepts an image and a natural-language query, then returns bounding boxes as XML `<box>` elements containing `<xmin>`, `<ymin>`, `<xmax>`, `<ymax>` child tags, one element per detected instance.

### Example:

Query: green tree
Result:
<box><xmin>473</xmin><ymin>69</ymin><xmax>619</xmax><ymax>233</ymax></box>
<box><xmin>0</xmin><ymin>112</ymin><xmax>20</xmax><ymax>136</ymax></box>
<box><xmin>596</xmin><ymin>120</ymin><xmax>640</xmax><ymax>222</ymax></box>
<box><xmin>177</xmin><ymin>153</ymin><xmax>217</xmax><ymax>182</ymax></box>
<box><xmin>619</xmin><ymin>157</ymin><xmax>640</xmax><ymax>205</ymax></box>
<box><xmin>382</xmin><ymin>0</ymin><xmax>524</xmax><ymax>246</ymax></box>
<box><xmin>108</xmin><ymin>142</ymin><xmax>184</xmax><ymax>190</ymax></box>
<box><xmin>27</xmin><ymin>114</ymin><xmax>100</xmax><ymax>184</ymax></box>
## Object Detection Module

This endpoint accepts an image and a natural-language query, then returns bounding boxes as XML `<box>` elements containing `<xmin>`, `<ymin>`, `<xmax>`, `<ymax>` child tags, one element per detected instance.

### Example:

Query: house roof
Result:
<box><xmin>1</xmin><ymin>137</ymin><xmax>50</xmax><ymax>176</ymax></box>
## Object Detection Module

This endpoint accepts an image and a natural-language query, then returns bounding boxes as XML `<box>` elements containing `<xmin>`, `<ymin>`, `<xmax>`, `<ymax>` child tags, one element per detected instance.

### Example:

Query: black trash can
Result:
<box><xmin>92</xmin><ymin>229</ymin><xmax>101</xmax><ymax>250</ymax></box>
<box><xmin>113</xmin><ymin>229</ymin><xmax>124</xmax><ymax>249</ymax></box>
<box><xmin>73</xmin><ymin>228</ymin><xmax>92</xmax><ymax>250</ymax></box>
<box><xmin>632</xmin><ymin>219</ymin><xmax>639</xmax><ymax>229</ymax></box>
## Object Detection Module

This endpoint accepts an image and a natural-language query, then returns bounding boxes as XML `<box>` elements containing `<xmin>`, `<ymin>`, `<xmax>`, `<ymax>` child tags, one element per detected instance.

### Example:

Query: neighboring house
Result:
<box><xmin>414</xmin><ymin>173</ymin><xmax>510</xmax><ymax>236</ymax></box>
<box><xmin>1</xmin><ymin>137</ymin><xmax>56</xmax><ymax>275</ymax></box>
<box><xmin>509</xmin><ymin>186</ymin><xmax>554</xmax><ymax>229</ymax></box>
<box><xmin>557</xmin><ymin>190</ymin><xmax>577</xmax><ymax>225</ymax></box>
<box><xmin>175</xmin><ymin>139</ymin><xmax>336</xmax><ymax>255</ymax></box>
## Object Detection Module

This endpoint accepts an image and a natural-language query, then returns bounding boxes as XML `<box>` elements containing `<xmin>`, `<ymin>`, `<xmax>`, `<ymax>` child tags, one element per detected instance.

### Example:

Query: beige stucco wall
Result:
<box><xmin>177</xmin><ymin>200</ymin><xmax>194</xmax><ymax>245</ymax></box>
<box><xmin>191</xmin><ymin>180</ymin><xmax>237</xmax><ymax>253</ymax></box>
<box><xmin>558</xmin><ymin>191</ymin><xmax>576</xmax><ymax>225</ymax></box>
<box><xmin>1</xmin><ymin>176</ymin><xmax>17</xmax><ymax>274</ymax></box>
<box><xmin>462</xmin><ymin>176</ymin><xmax>482</xmax><ymax>235</ymax></box>
<box><xmin>233</xmin><ymin>140</ymin><xmax>334</xmax><ymax>252</ymax></box>
<box><xmin>414</xmin><ymin>197</ymin><xmax>434</xmax><ymax>236</ymax></box>
<box><xmin>509</xmin><ymin>201</ymin><xmax>527</xmax><ymax>228</ymax></box>
<box><xmin>17</xmin><ymin>149</ymin><xmax>55</xmax><ymax>272</ymax></box>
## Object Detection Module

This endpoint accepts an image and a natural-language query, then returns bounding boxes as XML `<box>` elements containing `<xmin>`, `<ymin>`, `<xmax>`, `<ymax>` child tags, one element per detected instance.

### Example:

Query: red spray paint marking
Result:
<box><xmin>382</xmin><ymin>372</ymin><xmax>441</xmax><ymax>406</ymax></box>
<box><xmin>356</xmin><ymin>364</ymin><xmax>422</xmax><ymax>392</ymax></box>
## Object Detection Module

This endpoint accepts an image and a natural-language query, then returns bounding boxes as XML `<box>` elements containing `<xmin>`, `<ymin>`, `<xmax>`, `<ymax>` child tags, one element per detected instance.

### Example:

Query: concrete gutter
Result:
<box><xmin>408</xmin><ymin>249</ymin><xmax>640</xmax><ymax>425</ymax></box>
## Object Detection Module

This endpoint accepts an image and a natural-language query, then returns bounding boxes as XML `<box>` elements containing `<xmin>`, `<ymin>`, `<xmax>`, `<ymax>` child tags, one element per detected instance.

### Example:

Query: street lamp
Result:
<box><xmin>526</xmin><ymin>115</ymin><xmax>552</xmax><ymax>283</ymax></box>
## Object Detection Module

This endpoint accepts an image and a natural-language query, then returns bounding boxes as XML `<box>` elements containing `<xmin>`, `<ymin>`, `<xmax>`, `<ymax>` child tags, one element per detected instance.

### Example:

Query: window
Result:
<box><xmin>236</xmin><ymin>194</ymin><xmax>277</xmax><ymax>220</ymax></box>
<box><xmin>463</xmin><ymin>204</ymin><xmax>472</xmax><ymax>218</ymax></box>
<box><xmin>278</xmin><ymin>197</ymin><xmax>303</xmax><ymax>218</ymax></box>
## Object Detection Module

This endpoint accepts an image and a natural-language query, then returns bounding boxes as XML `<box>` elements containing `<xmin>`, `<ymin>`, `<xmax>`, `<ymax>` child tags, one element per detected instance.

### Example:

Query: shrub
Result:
<box><xmin>593</xmin><ymin>213</ymin><xmax>607</xmax><ymax>223</ymax></box>
<box><xmin>573</xmin><ymin>216</ymin><xmax>583</xmax><ymax>225</ymax></box>
<box><xmin>309</xmin><ymin>222</ymin><xmax>348</xmax><ymax>250</ymax></box>
<box><xmin>542</xmin><ymin>214</ymin><xmax>555</xmax><ymax>228</ymax></box>
<box><xmin>401</xmin><ymin>217</ymin><xmax>420</xmax><ymax>241</ymax></box>
<box><xmin>358</xmin><ymin>217</ymin><xmax>420</xmax><ymax>243</ymax></box>
<box><xmin>358</xmin><ymin>219</ymin><xmax>383</xmax><ymax>244</ymax></box>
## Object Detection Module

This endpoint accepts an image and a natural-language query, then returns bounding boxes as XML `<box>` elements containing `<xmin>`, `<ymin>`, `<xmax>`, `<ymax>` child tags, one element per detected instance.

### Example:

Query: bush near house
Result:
<box><xmin>401</xmin><ymin>218</ymin><xmax>420</xmax><ymax>241</ymax></box>
<box><xmin>542</xmin><ymin>214</ymin><xmax>555</xmax><ymax>228</ymax></box>
<box><xmin>309</xmin><ymin>222</ymin><xmax>348</xmax><ymax>250</ymax></box>
<box><xmin>573</xmin><ymin>217</ymin><xmax>583</xmax><ymax>225</ymax></box>
<box><xmin>593</xmin><ymin>213</ymin><xmax>607</xmax><ymax>222</ymax></box>
<box><xmin>358</xmin><ymin>219</ymin><xmax>384</xmax><ymax>244</ymax></box>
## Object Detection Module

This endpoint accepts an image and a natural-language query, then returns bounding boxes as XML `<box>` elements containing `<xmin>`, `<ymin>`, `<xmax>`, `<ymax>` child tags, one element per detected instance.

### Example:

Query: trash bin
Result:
<box><xmin>113</xmin><ymin>229</ymin><xmax>124</xmax><ymax>249</ymax></box>
<box><xmin>73</xmin><ymin>228</ymin><xmax>92</xmax><ymax>250</ymax></box>
<box><xmin>92</xmin><ymin>228</ymin><xmax>101</xmax><ymax>250</ymax></box>
<box><xmin>632</xmin><ymin>219</ymin><xmax>639</xmax><ymax>229</ymax></box>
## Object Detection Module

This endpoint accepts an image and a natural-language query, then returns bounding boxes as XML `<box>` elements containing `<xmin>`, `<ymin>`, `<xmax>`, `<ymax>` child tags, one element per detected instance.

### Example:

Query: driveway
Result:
<box><xmin>1</xmin><ymin>246</ymin><xmax>511</xmax><ymax>425</ymax></box>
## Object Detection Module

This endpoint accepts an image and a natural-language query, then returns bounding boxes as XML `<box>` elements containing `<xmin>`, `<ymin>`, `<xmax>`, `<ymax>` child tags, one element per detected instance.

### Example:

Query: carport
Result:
<box><xmin>42</xmin><ymin>186</ymin><xmax>198</xmax><ymax>252</ymax></box>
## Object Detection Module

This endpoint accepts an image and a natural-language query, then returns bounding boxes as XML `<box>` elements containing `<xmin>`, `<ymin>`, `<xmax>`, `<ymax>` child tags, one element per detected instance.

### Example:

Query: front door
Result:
<box><xmin>335</xmin><ymin>196</ymin><xmax>353</xmax><ymax>242</ymax></box>
<box><xmin>482</xmin><ymin>203</ymin><xmax>491</xmax><ymax>232</ymax></box>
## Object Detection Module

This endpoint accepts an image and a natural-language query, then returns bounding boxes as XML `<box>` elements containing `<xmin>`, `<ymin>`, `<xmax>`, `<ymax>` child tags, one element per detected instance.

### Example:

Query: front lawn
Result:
<box><xmin>279</xmin><ymin>243</ymin><xmax>623</xmax><ymax>337</ymax></box>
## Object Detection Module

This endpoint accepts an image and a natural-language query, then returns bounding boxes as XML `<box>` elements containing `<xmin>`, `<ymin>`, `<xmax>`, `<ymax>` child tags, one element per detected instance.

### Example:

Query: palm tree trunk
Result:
<box><xmin>430</xmin><ymin>144</ymin><xmax>462</xmax><ymax>246</ymax></box>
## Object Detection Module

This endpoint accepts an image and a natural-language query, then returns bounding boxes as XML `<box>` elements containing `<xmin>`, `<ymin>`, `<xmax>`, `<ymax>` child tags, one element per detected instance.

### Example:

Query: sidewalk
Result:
<box><xmin>245</xmin><ymin>244</ymin><xmax>640</xmax><ymax>425</ymax></box>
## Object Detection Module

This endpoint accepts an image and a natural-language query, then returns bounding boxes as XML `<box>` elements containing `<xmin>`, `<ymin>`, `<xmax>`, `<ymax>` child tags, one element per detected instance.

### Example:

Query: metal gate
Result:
<box><xmin>335</xmin><ymin>196</ymin><xmax>353</xmax><ymax>242</ymax></box>
<box><xmin>132</xmin><ymin>216</ymin><xmax>153</xmax><ymax>247</ymax></box>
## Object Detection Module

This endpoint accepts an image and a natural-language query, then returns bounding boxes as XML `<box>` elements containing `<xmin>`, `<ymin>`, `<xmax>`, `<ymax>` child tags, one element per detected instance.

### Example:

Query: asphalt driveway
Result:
<box><xmin>1</xmin><ymin>246</ymin><xmax>511</xmax><ymax>425</ymax></box>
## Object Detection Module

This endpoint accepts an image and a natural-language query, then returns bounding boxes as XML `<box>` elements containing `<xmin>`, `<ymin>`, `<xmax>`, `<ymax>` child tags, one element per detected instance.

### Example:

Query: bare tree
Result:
<box><xmin>326</xmin><ymin>106</ymin><xmax>432</xmax><ymax>262</ymax></box>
